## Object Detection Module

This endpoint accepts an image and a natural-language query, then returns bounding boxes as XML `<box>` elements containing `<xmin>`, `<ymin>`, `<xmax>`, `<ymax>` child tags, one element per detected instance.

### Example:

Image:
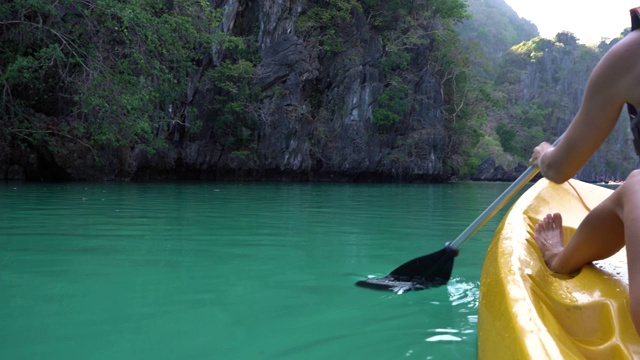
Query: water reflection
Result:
<box><xmin>448</xmin><ymin>278</ymin><xmax>479</xmax><ymax>308</ymax></box>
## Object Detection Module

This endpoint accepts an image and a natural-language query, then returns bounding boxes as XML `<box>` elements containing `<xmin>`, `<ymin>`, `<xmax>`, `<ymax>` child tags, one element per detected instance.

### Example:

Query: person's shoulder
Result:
<box><xmin>621</xmin><ymin>30</ymin><xmax>640</xmax><ymax>46</ymax></box>
<box><xmin>595</xmin><ymin>32</ymin><xmax>640</xmax><ymax>80</ymax></box>
<box><xmin>608</xmin><ymin>31</ymin><xmax>640</xmax><ymax>59</ymax></box>
<box><xmin>603</xmin><ymin>31</ymin><xmax>640</xmax><ymax>106</ymax></box>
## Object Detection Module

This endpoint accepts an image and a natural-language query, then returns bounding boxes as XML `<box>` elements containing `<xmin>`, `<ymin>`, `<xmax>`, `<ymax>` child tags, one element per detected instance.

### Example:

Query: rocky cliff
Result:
<box><xmin>137</xmin><ymin>0</ymin><xmax>458</xmax><ymax>182</ymax></box>
<box><xmin>6</xmin><ymin>0</ymin><xmax>629</xmax><ymax>183</ymax></box>
<box><xmin>492</xmin><ymin>32</ymin><xmax>639</xmax><ymax>181</ymax></box>
<box><xmin>2</xmin><ymin>0</ymin><xmax>466</xmax><ymax>182</ymax></box>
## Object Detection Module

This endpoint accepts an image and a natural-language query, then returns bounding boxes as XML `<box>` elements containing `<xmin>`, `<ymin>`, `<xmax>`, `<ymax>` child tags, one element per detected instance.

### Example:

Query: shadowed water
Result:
<box><xmin>0</xmin><ymin>181</ymin><xmax>516</xmax><ymax>359</ymax></box>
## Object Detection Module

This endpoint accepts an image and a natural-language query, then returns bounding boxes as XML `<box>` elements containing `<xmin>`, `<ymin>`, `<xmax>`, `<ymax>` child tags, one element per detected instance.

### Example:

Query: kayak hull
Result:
<box><xmin>478</xmin><ymin>179</ymin><xmax>640</xmax><ymax>359</ymax></box>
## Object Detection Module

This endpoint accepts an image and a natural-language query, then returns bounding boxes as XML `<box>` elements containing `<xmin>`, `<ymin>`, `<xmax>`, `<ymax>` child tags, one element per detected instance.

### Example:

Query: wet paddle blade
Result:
<box><xmin>355</xmin><ymin>246</ymin><xmax>458</xmax><ymax>292</ymax></box>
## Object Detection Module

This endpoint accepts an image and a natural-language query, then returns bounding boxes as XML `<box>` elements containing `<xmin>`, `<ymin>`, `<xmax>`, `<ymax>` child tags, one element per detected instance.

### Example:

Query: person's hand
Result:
<box><xmin>529</xmin><ymin>142</ymin><xmax>553</xmax><ymax>168</ymax></box>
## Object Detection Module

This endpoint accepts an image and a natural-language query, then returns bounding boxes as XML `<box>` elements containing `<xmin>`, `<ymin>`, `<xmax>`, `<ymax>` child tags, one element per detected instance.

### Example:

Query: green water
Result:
<box><xmin>0</xmin><ymin>181</ymin><xmax>516</xmax><ymax>360</ymax></box>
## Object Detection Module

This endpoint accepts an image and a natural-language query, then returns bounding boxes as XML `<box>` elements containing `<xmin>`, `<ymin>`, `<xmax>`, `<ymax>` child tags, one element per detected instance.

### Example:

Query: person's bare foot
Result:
<box><xmin>534</xmin><ymin>213</ymin><xmax>565</xmax><ymax>272</ymax></box>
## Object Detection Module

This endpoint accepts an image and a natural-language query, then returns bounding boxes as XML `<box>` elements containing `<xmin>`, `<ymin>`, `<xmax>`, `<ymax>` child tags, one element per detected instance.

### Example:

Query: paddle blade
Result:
<box><xmin>355</xmin><ymin>245</ymin><xmax>458</xmax><ymax>293</ymax></box>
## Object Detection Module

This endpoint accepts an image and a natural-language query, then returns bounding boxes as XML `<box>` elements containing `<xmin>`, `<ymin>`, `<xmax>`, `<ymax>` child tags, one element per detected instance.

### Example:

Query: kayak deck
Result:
<box><xmin>478</xmin><ymin>179</ymin><xmax>640</xmax><ymax>359</ymax></box>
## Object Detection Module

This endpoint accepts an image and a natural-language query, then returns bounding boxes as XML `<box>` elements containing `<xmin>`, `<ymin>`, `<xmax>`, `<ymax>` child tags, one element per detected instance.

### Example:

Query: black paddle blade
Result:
<box><xmin>355</xmin><ymin>245</ymin><xmax>459</xmax><ymax>293</ymax></box>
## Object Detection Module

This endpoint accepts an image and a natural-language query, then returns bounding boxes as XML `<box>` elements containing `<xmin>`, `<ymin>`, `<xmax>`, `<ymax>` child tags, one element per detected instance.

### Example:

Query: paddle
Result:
<box><xmin>356</xmin><ymin>137</ymin><xmax>562</xmax><ymax>292</ymax></box>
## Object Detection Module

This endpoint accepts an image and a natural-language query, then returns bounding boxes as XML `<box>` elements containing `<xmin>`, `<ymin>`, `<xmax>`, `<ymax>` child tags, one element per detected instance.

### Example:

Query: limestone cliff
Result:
<box><xmin>133</xmin><ymin>0</ymin><xmax>453</xmax><ymax>182</ymax></box>
<box><xmin>491</xmin><ymin>33</ymin><xmax>638</xmax><ymax>181</ymax></box>
<box><xmin>1</xmin><ymin>0</ymin><xmax>464</xmax><ymax>181</ymax></box>
<box><xmin>7</xmin><ymin>0</ymin><xmax>623</xmax><ymax>183</ymax></box>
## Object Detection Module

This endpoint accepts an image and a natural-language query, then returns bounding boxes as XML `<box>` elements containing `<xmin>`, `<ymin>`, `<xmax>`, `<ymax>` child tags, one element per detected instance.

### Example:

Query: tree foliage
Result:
<box><xmin>296</xmin><ymin>0</ymin><xmax>361</xmax><ymax>53</ymax></box>
<box><xmin>1</xmin><ymin>0</ymin><xmax>231</xmax><ymax>156</ymax></box>
<box><xmin>373</xmin><ymin>78</ymin><xmax>409</xmax><ymax>127</ymax></box>
<box><xmin>208</xmin><ymin>60</ymin><xmax>260</xmax><ymax>151</ymax></box>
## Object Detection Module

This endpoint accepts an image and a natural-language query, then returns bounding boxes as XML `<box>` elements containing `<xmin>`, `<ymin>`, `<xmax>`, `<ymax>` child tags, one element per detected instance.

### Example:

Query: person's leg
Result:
<box><xmin>535</xmin><ymin>169</ymin><xmax>640</xmax><ymax>333</ymax></box>
<box><xmin>616</xmin><ymin>171</ymin><xmax>640</xmax><ymax>333</ymax></box>
<box><xmin>534</xmin><ymin>188</ymin><xmax>625</xmax><ymax>275</ymax></box>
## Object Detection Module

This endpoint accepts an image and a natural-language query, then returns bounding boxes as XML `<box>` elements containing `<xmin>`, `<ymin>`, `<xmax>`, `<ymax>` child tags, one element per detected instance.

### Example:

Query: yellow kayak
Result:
<box><xmin>478</xmin><ymin>179</ymin><xmax>640</xmax><ymax>359</ymax></box>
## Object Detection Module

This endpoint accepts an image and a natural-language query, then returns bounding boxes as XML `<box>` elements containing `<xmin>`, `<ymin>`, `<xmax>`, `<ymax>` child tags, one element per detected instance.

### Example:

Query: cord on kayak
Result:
<box><xmin>567</xmin><ymin>179</ymin><xmax>592</xmax><ymax>212</ymax></box>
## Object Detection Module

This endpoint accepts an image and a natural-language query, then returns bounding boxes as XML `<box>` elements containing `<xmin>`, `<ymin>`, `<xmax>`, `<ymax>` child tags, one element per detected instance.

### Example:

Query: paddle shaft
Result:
<box><xmin>447</xmin><ymin>137</ymin><xmax>562</xmax><ymax>250</ymax></box>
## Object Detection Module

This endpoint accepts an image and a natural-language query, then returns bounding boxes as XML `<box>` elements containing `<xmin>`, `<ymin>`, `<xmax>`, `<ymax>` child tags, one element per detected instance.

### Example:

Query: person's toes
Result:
<box><xmin>552</xmin><ymin>213</ymin><xmax>562</xmax><ymax>228</ymax></box>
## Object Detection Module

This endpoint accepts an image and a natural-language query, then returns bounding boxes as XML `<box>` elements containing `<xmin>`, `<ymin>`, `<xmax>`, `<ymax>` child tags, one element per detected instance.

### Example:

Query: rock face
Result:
<box><xmin>493</xmin><ymin>33</ymin><xmax>639</xmax><ymax>182</ymax></box>
<box><xmin>472</xmin><ymin>157</ymin><xmax>528</xmax><ymax>182</ymax></box>
<box><xmin>206</xmin><ymin>0</ymin><xmax>449</xmax><ymax>182</ymax></box>
<box><xmin>0</xmin><ymin>0</ymin><xmax>453</xmax><ymax>182</ymax></box>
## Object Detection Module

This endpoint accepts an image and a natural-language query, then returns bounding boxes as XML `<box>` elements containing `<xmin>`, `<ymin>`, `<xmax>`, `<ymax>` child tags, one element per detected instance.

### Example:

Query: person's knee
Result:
<box><xmin>618</xmin><ymin>170</ymin><xmax>640</xmax><ymax>196</ymax></box>
<box><xmin>627</xmin><ymin>170</ymin><xmax>640</xmax><ymax>184</ymax></box>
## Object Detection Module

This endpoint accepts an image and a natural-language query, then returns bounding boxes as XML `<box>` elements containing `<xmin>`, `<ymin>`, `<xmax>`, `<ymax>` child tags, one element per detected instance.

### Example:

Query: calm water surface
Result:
<box><xmin>0</xmin><ymin>181</ymin><xmax>517</xmax><ymax>360</ymax></box>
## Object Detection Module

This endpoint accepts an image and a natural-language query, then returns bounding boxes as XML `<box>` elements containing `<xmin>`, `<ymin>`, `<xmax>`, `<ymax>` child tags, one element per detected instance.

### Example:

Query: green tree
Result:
<box><xmin>208</xmin><ymin>60</ymin><xmax>260</xmax><ymax>151</ymax></box>
<box><xmin>373</xmin><ymin>79</ymin><xmax>410</xmax><ymax>127</ymax></box>
<box><xmin>0</xmin><ymin>0</ymin><xmax>231</xmax><ymax>158</ymax></box>
<box><xmin>296</xmin><ymin>0</ymin><xmax>361</xmax><ymax>53</ymax></box>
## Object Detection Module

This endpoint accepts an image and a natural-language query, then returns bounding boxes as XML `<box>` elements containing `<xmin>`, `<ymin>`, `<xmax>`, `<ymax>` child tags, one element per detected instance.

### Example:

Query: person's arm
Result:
<box><xmin>533</xmin><ymin>34</ymin><xmax>638</xmax><ymax>183</ymax></box>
